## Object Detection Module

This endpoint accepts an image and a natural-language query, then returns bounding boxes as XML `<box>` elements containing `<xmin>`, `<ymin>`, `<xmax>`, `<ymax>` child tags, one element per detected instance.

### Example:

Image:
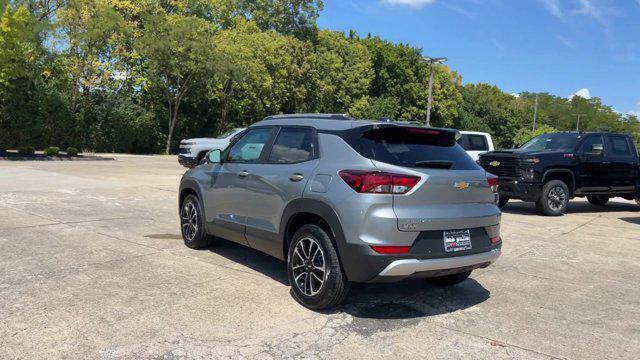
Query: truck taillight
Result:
<box><xmin>487</xmin><ymin>175</ymin><xmax>499</xmax><ymax>192</ymax></box>
<box><xmin>338</xmin><ymin>170</ymin><xmax>420</xmax><ymax>194</ymax></box>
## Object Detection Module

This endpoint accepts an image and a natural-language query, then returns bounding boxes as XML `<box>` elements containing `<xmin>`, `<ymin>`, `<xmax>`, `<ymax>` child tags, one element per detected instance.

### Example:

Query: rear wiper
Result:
<box><xmin>414</xmin><ymin>160</ymin><xmax>453</xmax><ymax>169</ymax></box>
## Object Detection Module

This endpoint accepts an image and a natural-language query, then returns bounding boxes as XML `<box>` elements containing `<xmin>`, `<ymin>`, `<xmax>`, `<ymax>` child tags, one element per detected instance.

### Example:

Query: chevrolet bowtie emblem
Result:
<box><xmin>455</xmin><ymin>181</ymin><xmax>470</xmax><ymax>190</ymax></box>
<box><xmin>489</xmin><ymin>161</ymin><xmax>501</xmax><ymax>167</ymax></box>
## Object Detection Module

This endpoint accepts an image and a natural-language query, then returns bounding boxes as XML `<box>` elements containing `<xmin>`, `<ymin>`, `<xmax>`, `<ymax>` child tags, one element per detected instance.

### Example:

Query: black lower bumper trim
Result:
<box><xmin>498</xmin><ymin>180</ymin><xmax>541</xmax><ymax>201</ymax></box>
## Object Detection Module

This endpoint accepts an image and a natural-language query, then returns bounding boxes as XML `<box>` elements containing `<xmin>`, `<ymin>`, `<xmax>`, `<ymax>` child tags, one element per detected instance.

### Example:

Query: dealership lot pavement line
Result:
<box><xmin>435</xmin><ymin>324</ymin><xmax>564</xmax><ymax>359</ymax></box>
<box><xmin>0</xmin><ymin>214</ymin><xmax>138</xmax><ymax>231</ymax></box>
<box><xmin>560</xmin><ymin>214</ymin><xmax>604</xmax><ymax>235</ymax></box>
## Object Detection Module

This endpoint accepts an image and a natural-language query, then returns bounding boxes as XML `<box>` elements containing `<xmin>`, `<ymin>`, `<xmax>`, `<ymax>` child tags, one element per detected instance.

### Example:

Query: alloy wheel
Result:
<box><xmin>181</xmin><ymin>202</ymin><xmax>198</xmax><ymax>241</ymax></box>
<box><xmin>547</xmin><ymin>186</ymin><xmax>566</xmax><ymax>211</ymax></box>
<box><xmin>291</xmin><ymin>237</ymin><xmax>326</xmax><ymax>296</ymax></box>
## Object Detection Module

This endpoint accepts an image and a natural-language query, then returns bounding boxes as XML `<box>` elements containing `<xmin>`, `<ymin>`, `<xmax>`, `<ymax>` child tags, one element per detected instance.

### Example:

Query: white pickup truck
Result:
<box><xmin>178</xmin><ymin>128</ymin><xmax>245</xmax><ymax>168</ymax></box>
<box><xmin>457</xmin><ymin>131</ymin><xmax>495</xmax><ymax>161</ymax></box>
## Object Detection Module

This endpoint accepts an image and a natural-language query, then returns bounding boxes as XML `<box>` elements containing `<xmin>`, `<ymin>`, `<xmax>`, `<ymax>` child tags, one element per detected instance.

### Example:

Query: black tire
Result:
<box><xmin>287</xmin><ymin>224</ymin><xmax>350</xmax><ymax>310</ymax></box>
<box><xmin>427</xmin><ymin>271</ymin><xmax>472</xmax><ymax>286</ymax></box>
<box><xmin>180</xmin><ymin>194</ymin><xmax>214</xmax><ymax>249</ymax></box>
<box><xmin>536</xmin><ymin>180</ymin><xmax>570</xmax><ymax>216</ymax></box>
<box><xmin>497</xmin><ymin>196</ymin><xmax>509</xmax><ymax>208</ymax></box>
<box><xmin>587</xmin><ymin>195</ymin><xmax>610</xmax><ymax>206</ymax></box>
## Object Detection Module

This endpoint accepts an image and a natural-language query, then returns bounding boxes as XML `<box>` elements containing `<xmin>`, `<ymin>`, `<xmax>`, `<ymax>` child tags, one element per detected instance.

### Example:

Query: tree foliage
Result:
<box><xmin>0</xmin><ymin>0</ymin><xmax>638</xmax><ymax>153</ymax></box>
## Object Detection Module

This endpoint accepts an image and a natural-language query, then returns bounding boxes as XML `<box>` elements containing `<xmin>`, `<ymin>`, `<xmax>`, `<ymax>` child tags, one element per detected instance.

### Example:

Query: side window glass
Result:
<box><xmin>468</xmin><ymin>135</ymin><xmax>489</xmax><ymax>151</ymax></box>
<box><xmin>227</xmin><ymin>128</ymin><xmax>272</xmax><ymax>162</ymax></box>
<box><xmin>268</xmin><ymin>128</ymin><xmax>315</xmax><ymax>164</ymax></box>
<box><xmin>457</xmin><ymin>135</ymin><xmax>469</xmax><ymax>150</ymax></box>
<box><xmin>608</xmin><ymin>136</ymin><xmax>632</xmax><ymax>156</ymax></box>
<box><xmin>579</xmin><ymin>135</ymin><xmax>604</xmax><ymax>155</ymax></box>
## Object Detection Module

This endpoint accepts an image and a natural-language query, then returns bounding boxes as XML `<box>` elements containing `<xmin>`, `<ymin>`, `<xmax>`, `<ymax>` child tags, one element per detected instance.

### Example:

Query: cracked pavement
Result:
<box><xmin>1</xmin><ymin>155</ymin><xmax>639</xmax><ymax>359</ymax></box>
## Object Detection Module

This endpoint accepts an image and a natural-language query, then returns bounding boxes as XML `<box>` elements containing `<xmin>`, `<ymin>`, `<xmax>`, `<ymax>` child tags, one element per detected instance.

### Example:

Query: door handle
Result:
<box><xmin>238</xmin><ymin>170</ymin><xmax>249</xmax><ymax>178</ymax></box>
<box><xmin>289</xmin><ymin>174</ymin><xmax>304</xmax><ymax>182</ymax></box>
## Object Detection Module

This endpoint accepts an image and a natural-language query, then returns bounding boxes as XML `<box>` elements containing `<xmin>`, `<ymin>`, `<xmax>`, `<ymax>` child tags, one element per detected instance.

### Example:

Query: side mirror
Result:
<box><xmin>206</xmin><ymin>149</ymin><xmax>222</xmax><ymax>164</ymax></box>
<box><xmin>587</xmin><ymin>144</ymin><xmax>604</xmax><ymax>156</ymax></box>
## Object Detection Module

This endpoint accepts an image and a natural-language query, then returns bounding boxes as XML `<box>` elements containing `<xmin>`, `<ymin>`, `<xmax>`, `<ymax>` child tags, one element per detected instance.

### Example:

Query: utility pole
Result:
<box><xmin>421</xmin><ymin>56</ymin><xmax>448</xmax><ymax>127</ymax></box>
<box><xmin>573</xmin><ymin>114</ymin><xmax>586</xmax><ymax>131</ymax></box>
<box><xmin>532</xmin><ymin>94</ymin><xmax>539</xmax><ymax>131</ymax></box>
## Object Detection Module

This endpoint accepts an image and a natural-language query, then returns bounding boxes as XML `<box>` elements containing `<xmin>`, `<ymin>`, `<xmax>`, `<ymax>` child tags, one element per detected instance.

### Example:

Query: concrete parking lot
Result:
<box><xmin>1</xmin><ymin>155</ymin><xmax>639</xmax><ymax>359</ymax></box>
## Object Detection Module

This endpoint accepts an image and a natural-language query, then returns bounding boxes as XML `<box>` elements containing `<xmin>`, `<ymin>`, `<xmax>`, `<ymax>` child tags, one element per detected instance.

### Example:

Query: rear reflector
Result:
<box><xmin>490</xmin><ymin>236</ymin><xmax>501</xmax><ymax>245</ymax></box>
<box><xmin>487</xmin><ymin>175</ymin><xmax>499</xmax><ymax>187</ymax></box>
<box><xmin>370</xmin><ymin>245</ymin><xmax>411</xmax><ymax>254</ymax></box>
<box><xmin>487</xmin><ymin>174</ymin><xmax>499</xmax><ymax>193</ymax></box>
<box><xmin>338</xmin><ymin>170</ymin><xmax>420</xmax><ymax>194</ymax></box>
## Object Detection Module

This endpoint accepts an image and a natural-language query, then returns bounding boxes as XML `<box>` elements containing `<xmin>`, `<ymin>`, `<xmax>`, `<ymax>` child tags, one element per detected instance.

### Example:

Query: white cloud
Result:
<box><xmin>570</xmin><ymin>88</ymin><xmax>592</xmax><ymax>100</ymax></box>
<box><xmin>541</xmin><ymin>0</ymin><xmax>563</xmax><ymax>19</ymax></box>
<box><xmin>510</xmin><ymin>93</ymin><xmax>520</xmax><ymax>98</ymax></box>
<box><xmin>572</xmin><ymin>0</ymin><xmax>617</xmax><ymax>27</ymax></box>
<box><xmin>556</xmin><ymin>35</ymin><xmax>576</xmax><ymax>48</ymax></box>
<box><xmin>381</xmin><ymin>0</ymin><xmax>437</xmax><ymax>7</ymax></box>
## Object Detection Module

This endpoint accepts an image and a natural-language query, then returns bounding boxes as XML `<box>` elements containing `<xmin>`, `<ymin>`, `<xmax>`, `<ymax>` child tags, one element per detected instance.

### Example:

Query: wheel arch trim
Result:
<box><xmin>542</xmin><ymin>169</ymin><xmax>576</xmax><ymax>192</ymax></box>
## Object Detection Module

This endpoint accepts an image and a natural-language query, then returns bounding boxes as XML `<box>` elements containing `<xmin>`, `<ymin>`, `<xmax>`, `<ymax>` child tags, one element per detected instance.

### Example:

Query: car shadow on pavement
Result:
<box><xmin>338</xmin><ymin>278</ymin><xmax>489</xmax><ymax>317</ymax></box>
<box><xmin>502</xmin><ymin>199</ymin><xmax>638</xmax><ymax>215</ymax></box>
<box><xmin>205</xmin><ymin>238</ymin><xmax>290</xmax><ymax>285</ymax></box>
<box><xmin>206</xmin><ymin>239</ymin><xmax>490</xmax><ymax>322</ymax></box>
<box><xmin>620</xmin><ymin>217</ymin><xmax>640</xmax><ymax>225</ymax></box>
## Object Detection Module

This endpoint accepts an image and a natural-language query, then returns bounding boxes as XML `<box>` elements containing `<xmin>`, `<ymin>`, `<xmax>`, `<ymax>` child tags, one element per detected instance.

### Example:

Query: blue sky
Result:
<box><xmin>317</xmin><ymin>0</ymin><xmax>640</xmax><ymax>116</ymax></box>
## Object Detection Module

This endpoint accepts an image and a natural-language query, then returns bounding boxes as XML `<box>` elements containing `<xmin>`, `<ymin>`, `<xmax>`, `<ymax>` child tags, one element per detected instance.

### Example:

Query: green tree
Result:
<box><xmin>307</xmin><ymin>30</ymin><xmax>373</xmax><ymax>114</ymax></box>
<box><xmin>137</xmin><ymin>13</ymin><xmax>218</xmax><ymax>153</ymax></box>
<box><xmin>513</xmin><ymin>124</ymin><xmax>558</xmax><ymax>147</ymax></box>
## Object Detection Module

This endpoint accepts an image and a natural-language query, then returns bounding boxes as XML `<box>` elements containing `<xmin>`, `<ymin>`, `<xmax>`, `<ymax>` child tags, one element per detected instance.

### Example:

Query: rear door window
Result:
<box><xmin>467</xmin><ymin>135</ymin><xmax>489</xmax><ymax>151</ymax></box>
<box><xmin>350</xmin><ymin>127</ymin><xmax>479</xmax><ymax>170</ymax></box>
<box><xmin>607</xmin><ymin>135</ymin><xmax>632</xmax><ymax>156</ymax></box>
<box><xmin>267</xmin><ymin>127</ymin><xmax>316</xmax><ymax>164</ymax></box>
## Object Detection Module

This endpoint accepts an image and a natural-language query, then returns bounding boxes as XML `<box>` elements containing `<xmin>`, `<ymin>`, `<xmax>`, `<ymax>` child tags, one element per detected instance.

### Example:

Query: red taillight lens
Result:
<box><xmin>370</xmin><ymin>245</ymin><xmax>411</xmax><ymax>254</ymax></box>
<box><xmin>487</xmin><ymin>174</ymin><xmax>499</xmax><ymax>192</ymax></box>
<box><xmin>490</xmin><ymin>236</ymin><xmax>501</xmax><ymax>245</ymax></box>
<box><xmin>338</xmin><ymin>170</ymin><xmax>420</xmax><ymax>194</ymax></box>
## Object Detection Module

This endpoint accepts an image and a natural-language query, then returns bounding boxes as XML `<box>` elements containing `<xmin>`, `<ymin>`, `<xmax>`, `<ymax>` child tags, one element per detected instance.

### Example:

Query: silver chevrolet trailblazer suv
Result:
<box><xmin>179</xmin><ymin>114</ymin><xmax>502</xmax><ymax>309</ymax></box>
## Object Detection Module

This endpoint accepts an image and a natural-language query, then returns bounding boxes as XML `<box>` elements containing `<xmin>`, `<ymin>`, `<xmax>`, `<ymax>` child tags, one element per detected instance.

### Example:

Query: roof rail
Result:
<box><xmin>264</xmin><ymin>113</ymin><xmax>353</xmax><ymax>121</ymax></box>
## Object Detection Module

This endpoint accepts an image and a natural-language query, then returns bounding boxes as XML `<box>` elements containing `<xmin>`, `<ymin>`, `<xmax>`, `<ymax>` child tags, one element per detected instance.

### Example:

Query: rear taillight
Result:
<box><xmin>370</xmin><ymin>245</ymin><xmax>411</xmax><ymax>254</ymax></box>
<box><xmin>490</xmin><ymin>236</ymin><xmax>501</xmax><ymax>245</ymax></box>
<box><xmin>338</xmin><ymin>170</ymin><xmax>420</xmax><ymax>194</ymax></box>
<box><xmin>487</xmin><ymin>174</ymin><xmax>499</xmax><ymax>192</ymax></box>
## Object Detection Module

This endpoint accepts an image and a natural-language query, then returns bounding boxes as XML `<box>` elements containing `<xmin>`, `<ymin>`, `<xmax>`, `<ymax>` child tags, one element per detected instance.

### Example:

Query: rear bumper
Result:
<box><xmin>373</xmin><ymin>248</ymin><xmax>500</xmax><ymax>281</ymax></box>
<box><xmin>178</xmin><ymin>155</ymin><xmax>198</xmax><ymax>168</ymax></box>
<box><xmin>338</xmin><ymin>239</ymin><xmax>502</xmax><ymax>283</ymax></box>
<box><xmin>498</xmin><ymin>180</ymin><xmax>541</xmax><ymax>201</ymax></box>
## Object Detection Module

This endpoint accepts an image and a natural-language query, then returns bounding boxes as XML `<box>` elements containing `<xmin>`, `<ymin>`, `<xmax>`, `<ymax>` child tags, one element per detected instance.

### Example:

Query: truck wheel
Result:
<box><xmin>427</xmin><ymin>271</ymin><xmax>472</xmax><ymax>286</ymax></box>
<box><xmin>587</xmin><ymin>195</ymin><xmax>609</xmax><ymax>206</ymax></box>
<box><xmin>536</xmin><ymin>180</ymin><xmax>569</xmax><ymax>216</ymax></box>
<box><xmin>287</xmin><ymin>224</ymin><xmax>350</xmax><ymax>310</ymax></box>
<box><xmin>497</xmin><ymin>196</ymin><xmax>509</xmax><ymax>208</ymax></box>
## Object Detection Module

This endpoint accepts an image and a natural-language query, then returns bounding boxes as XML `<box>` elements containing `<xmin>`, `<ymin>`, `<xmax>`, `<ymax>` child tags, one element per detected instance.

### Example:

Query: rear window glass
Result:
<box><xmin>609</xmin><ymin>136</ymin><xmax>631</xmax><ymax>156</ymax></box>
<box><xmin>458</xmin><ymin>134</ymin><xmax>489</xmax><ymax>151</ymax></box>
<box><xmin>350</xmin><ymin>127</ymin><xmax>480</xmax><ymax>170</ymax></box>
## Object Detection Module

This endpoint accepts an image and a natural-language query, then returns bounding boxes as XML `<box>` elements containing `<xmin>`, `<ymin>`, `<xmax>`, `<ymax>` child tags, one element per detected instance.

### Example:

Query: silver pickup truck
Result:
<box><xmin>178</xmin><ymin>128</ymin><xmax>245</xmax><ymax>168</ymax></box>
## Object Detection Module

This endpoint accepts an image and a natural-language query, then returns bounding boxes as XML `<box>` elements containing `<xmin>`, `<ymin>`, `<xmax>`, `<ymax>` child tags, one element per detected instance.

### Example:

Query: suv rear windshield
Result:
<box><xmin>520</xmin><ymin>133</ymin><xmax>581</xmax><ymax>151</ymax></box>
<box><xmin>346</xmin><ymin>127</ymin><xmax>480</xmax><ymax>170</ymax></box>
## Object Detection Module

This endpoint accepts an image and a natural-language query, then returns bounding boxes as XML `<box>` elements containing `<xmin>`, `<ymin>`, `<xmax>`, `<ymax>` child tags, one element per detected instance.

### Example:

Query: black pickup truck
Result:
<box><xmin>479</xmin><ymin>132</ymin><xmax>640</xmax><ymax>216</ymax></box>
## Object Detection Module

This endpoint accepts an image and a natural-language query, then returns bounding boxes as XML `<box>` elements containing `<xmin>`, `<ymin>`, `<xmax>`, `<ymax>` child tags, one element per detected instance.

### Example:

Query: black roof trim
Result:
<box><xmin>263</xmin><ymin>113</ymin><xmax>353</xmax><ymax>121</ymax></box>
